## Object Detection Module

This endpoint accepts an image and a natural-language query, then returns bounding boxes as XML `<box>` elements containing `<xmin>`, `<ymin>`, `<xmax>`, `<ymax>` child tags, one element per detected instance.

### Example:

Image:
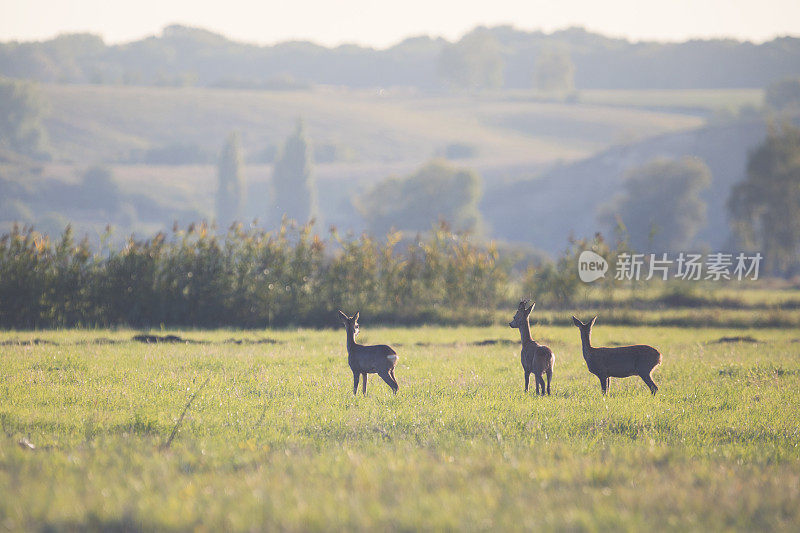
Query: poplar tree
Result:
<box><xmin>270</xmin><ymin>120</ymin><xmax>317</xmax><ymax>226</ymax></box>
<box><xmin>216</xmin><ymin>131</ymin><xmax>244</xmax><ymax>228</ymax></box>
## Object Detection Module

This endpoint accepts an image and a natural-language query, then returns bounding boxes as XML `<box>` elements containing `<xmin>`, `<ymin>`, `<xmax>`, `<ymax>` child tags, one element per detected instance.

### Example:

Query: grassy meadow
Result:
<box><xmin>1</xmin><ymin>320</ymin><xmax>799</xmax><ymax>530</ymax></box>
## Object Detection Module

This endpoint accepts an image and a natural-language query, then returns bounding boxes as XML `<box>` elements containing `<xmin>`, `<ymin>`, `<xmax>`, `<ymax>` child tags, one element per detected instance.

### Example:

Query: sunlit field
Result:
<box><xmin>2</xmin><ymin>323</ymin><xmax>799</xmax><ymax>530</ymax></box>
<box><xmin>578</xmin><ymin>88</ymin><xmax>763</xmax><ymax>112</ymax></box>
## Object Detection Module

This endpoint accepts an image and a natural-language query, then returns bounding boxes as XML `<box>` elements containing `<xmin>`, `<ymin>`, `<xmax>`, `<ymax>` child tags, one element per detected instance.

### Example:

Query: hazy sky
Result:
<box><xmin>2</xmin><ymin>0</ymin><xmax>799</xmax><ymax>47</ymax></box>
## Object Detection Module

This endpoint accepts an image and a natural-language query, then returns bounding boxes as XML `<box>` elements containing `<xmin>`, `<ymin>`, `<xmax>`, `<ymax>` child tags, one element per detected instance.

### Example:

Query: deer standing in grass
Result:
<box><xmin>509</xmin><ymin>300</ymin><xmax>555</xmax><ymax>395</ymax></box>
<box><xmin>338</xmin><ymin>311</ymin><xmax>399</xmax><ymax>395</ymax></box>
<box><xmin>571</xmin><ymin>316</ymin><xmax>661</xmax><ymax>395</ymax></box>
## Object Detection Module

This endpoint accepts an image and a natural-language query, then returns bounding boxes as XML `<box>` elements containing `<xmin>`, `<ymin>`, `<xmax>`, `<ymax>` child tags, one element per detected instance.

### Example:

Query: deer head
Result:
<box><xmin>509</xmin><ymin>299</ymin><xmax>534</xmax><ymax>328</ymax></box>
<box><xmin>571</xmin><ymin>315</ymin><xmax>597</xmax><ymax>333</ymax></box>
<box><xmin>338</xmin><ymin>310</ymin><xmax>359</xmax><ymax>337</ymax></box>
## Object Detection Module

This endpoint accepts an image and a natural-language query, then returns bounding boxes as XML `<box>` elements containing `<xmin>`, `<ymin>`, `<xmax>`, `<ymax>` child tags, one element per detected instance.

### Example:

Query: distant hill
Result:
<box><xmin>481</xmin><ymin>116</ymin><xmax>775</xmax><ymax>253</ymax></box>
<box><xmin>1</xmin><ymin>24</ymin><xmax>799</xmax><ymax>90</ymax></box>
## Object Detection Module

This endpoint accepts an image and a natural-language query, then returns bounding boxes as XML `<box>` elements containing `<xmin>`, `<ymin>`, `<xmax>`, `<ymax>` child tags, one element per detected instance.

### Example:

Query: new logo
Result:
<box><xmin>578</xmin><ymin>251</ymin><xmax>608</xmax><ymax>282</ymax></box>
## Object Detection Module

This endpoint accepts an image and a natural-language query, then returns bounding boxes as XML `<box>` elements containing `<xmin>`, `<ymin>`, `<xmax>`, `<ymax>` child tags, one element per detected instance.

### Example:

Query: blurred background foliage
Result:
<box><xmin>0</xmin><ymin>222</ymin><xmax>507</xmax><ymax>328</ymax></box>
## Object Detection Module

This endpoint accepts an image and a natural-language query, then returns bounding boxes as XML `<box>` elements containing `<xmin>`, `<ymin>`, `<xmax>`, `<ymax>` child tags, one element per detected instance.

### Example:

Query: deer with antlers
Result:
<box><xmin>338</xmin><ymin>311</ymin><xmax>399</xmax><ymax>395</ymax></box>
<box><xmin>509</xmin><ymin>300</ymin><xmax>555</xmax><ymax>395</ymax></box>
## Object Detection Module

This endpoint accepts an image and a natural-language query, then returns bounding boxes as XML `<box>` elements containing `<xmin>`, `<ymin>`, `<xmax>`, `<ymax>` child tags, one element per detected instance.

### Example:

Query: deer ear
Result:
<box><xmin>354</xmin><ymin>311</ymin><xmax>359</xmax><ymax>322</ymax></box>
<box><xmin>572</xmin><ymin>316</ymin><xmax>582</xmax><ymax>327</ymax></box>
<box><xmin>590</xmin><ymin>316</ymin><xmax>597</xmax><ymax>326</ymax></box>
<box><xmin>525</xmin><ymin>302</ymin><xmax>535</xmax><ymax>315</ymax></box>
<box><xmin>338</xmin><ymin>310</ymin><xmax>348</xmax><ymax>323</ymax></box>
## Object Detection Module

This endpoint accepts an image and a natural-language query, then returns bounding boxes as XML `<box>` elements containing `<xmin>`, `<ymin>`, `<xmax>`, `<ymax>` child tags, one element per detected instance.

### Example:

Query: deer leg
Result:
<box><xmin>538</xmin><ymin>375</ymin><xmax>546</xmax><ymax>396</ymax></box>
<box><xmin>524</xmin><ymin>372</ymin><xmax>530</xmax><ymax>392</ymax></box>
<box><xmin>377</xmin><ymin>370</ymin><xmax>399</xmax><ymax>394</ymax></box>
<box><xmin>598</xmin><ymin>375</ymin><xmax>608</xmax><ymax>395</ymax></box>
<box><xmin>389</xmin><ymin>369</ymin><xmax>399</xmax><ymax>389</ymax></box>
<box><xmin>606</xmin><ymin>377</ymin><xmax>611</xmax><ymax>395</ymax></box>
<box><xmin>546</xmin><ymin>369</ymin><xmax>552</xmax><ymax>396</ymax></box>
<box><xmin>641</xmin><ymin>373</ymin><xmax>658</xmax><ymax>396</ymax></box>
<box><xmin>353</xmin><ymin>371</ymin><xmax>359</xmax><ymax>395</ymax></box>
<box><xmin>361</xmin><ymin>373</ymin><xmax>368</xmax><ymax>395</ymax></box>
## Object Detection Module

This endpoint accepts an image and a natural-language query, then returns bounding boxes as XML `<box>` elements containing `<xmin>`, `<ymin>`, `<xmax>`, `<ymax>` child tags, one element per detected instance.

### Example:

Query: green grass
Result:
<box><xmin>577</xmin><ymin>283</ymin><xmax>800</xmax><ymax>308</ymax></box>
<box><xmin>533</xmin><ymin>307</ymin><xmax>800</xmax><ymax>328</ymax></box>
<box><xmin>2</xmin><ymin>325</ymin><xmax>799</xmax><ymax>530</ymax></box>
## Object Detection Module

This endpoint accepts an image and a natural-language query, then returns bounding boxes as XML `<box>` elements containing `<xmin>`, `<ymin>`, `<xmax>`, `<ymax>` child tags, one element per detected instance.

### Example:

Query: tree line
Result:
<box><xmin>1</xmin><ymin>25</ymin><xmax>799</xmax><ymax>90</ymax></box>
<box><xmin>2</xmin><ymin>187</ymin><xmax>798</xmax><ymax>330</ymax></box>
<box><xmin>0</xmin><ymin>222</ymin><xmax>507</xmax><ymax>329</ymax></box>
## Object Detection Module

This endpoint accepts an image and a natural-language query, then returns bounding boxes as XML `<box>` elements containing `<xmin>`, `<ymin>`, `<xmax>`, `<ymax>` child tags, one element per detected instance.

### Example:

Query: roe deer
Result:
<box><xmin>571</xmin><ymin>316</ymin><xmax>661</xmax><ymax>395</ymax></box>
<box><xmin>338</xmin><ymin>310</ymin><xmax>399</xmax><ymax>395</ymax></box>
<box><xmin>509</xmin><ymin>300</ymin><xmax>555</xmax><ymax>395</ymax></box>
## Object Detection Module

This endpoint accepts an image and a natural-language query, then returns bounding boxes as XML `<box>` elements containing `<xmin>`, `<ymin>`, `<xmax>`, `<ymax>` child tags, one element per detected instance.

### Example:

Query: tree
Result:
<box><xmin>216</xmin><ymin>132</ymin><xmax>244</xmax><ymax>227</ymax></box>
<box><xmin>270</xmin><ymin>120</ymin><xmax>317</xmax><ymax>226</ymax></box>
<box><xmin>599</xmin><ymin>157</ymin><xmax>712</xmax><ymax>251</ymax></box>
<box><xmin>765</xmin><ymin>78</ymin><xmax>800</xmax><ymax>112</ymax></box>
<box><xmin>728</xmin><ymin>123</ymin><xmax>800</xmax><ymax>275</ymax></box>
<box><xmin>81</xmin><ymin>166</ymin><xmax>121</xmax><ymax>212</ymax></box>
<box><xmin>438</xmin><ymin>28</ymin><xmax>504</xmax><ymax>91</ymax></box>
<box><xmin>533</xmin><ymin>46</ymin><xmax>575</xmax><ymax>93</ymax></box>
<box><xmin>356</xmin><ymin>159</ymin><xmax>483</xmax><ymax>236</ymax></box>
<box><xmin>0</xmin><ymin>77</ymin><xmax>48</xmax><ymax>158</ymax></box>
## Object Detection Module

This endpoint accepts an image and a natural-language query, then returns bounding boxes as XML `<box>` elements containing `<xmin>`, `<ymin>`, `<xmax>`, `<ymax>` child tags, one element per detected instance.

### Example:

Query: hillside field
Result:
<box><xmin>14</xmin><ymin>84</ymin><xmax>753</xmax><ymax>241</ymax></box>
<box><xmin>41</xmin><ymin>84</ymin><xmax>709</xmax><ymax>165</ymax></box>
<box><xmin>577</xmin><ymin>89</ymin><xmax>763</xmax><ymax>112</ymax></box>
<box><xmin>1</xmin><ymin>322</ymin><xmax>798</xmax><ymax>530</ymax></box>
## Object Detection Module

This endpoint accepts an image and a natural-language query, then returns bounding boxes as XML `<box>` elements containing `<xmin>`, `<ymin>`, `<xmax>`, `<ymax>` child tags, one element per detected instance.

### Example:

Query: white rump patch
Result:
<box><xmin>387</xmin><ymin>354</ymin><xmax>398</xmax><ymax>362</ymax></box>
